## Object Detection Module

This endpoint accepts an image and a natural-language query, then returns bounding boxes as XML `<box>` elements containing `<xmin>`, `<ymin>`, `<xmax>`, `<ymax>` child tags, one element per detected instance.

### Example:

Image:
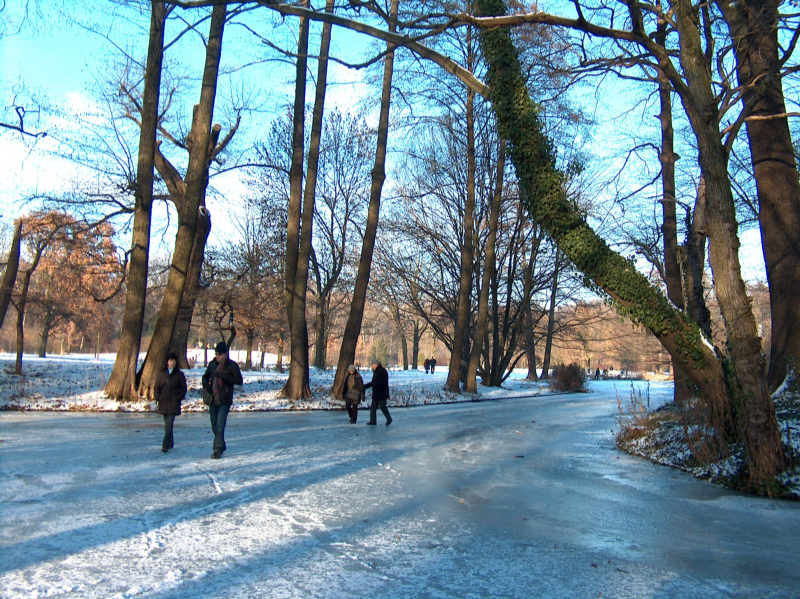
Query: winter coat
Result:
<box><xmin>155</xmin><ymin>368</ymin><xmax>187</xmax><ymax>415</ymax></box>
<box><xmin>202</xmin><ymin>357</ymin><xmax>244</xmax><ymax>406</ymax></box>
<box><xmin>364</xmin><ymin>365</ymin><xmax>390</xmax><ymax>401</ymax></box>
<box><xmin>343</xmin><ymin>372</ymin><xmax>364</xmax><ymax>406</ymax></box>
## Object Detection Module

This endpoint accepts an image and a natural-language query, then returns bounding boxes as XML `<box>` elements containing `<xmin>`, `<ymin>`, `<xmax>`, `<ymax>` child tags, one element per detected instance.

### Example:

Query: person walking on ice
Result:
<box><xmin>202</xmin><ymin>341</ymin><xmax>243</xmax><ymax>459</ymax></box>
<box><xmin>363</xmin><ymin>359</ymin><xmax>392</xmax><ymax>426</ymax></box>
<box><xmin>343</xmin><ymin>364</ymin><xmax>364</xmax><ymax>424</ymax></box>
<box><xmin>155</xmin><ymin>352</ymin><xmax>187</xmax><ymax>453</ymax></box>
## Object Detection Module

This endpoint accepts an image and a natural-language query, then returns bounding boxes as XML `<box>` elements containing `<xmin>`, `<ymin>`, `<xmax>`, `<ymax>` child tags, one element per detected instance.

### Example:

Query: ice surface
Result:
<box><xmin>2</xmin><ymin>380</ymin><xmax>800</xmax><ymax>598</ymax></box>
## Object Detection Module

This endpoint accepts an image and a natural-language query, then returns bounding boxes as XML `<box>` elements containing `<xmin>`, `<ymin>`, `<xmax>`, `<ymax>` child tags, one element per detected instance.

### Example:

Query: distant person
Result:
<box><xmin>364</xmin><ymin>359</ymin><xmax>392</xmax><ymax>426</ymax></box>
<box><xmin>594</xmin><ymin>368</ymin><xmax>600</xmax><ymax>380</ymax></box>
<box><xmin>202</xmin><ymin>341</ymin><xmax>243</xmax><ymax>459</ymax></box>
<box><xmin>424</xmin><ymin>358</ymin><xmax>430</xmax><ymax>374</ymax></box>
<box><xmin>155</xmin><ymin>352</ymin><xmax>187</xmax><ymax>453</ymax></box>
<box><xmin>343</xmin><ymin>364</ymin><xmax>364</xmax><ymax>424</ymax></box>
<box><xmin>429</xmin><ymin>357</ymin><xmax>436</xmax><ymax>374</ymax></box>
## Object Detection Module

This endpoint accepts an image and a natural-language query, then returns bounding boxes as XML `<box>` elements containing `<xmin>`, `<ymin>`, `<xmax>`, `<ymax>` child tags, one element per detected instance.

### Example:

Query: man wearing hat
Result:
<box><xmin>363</xmin><ymin>359</ymin><xmax>392</xmax><ymax>426</ymax></box>
<box><xmin>201</xmin><ymin>341</ymin><xmax>244</xmax><ymax>459</ymax></box>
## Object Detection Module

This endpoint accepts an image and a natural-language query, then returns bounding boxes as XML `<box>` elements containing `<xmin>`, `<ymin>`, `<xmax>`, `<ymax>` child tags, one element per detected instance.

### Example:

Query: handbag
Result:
<box><xmin>345</xmin><ymin>388</ymin><xmax>361</xmax><ymax>402</ymax></box>
<box><xmin>202</xmin><ymin>389</ymin><xmax>213</xmax><ymax>406</ymax></box>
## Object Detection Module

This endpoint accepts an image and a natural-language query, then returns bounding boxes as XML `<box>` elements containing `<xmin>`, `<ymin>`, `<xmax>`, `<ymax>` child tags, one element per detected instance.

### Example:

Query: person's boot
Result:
<box><xmin>211</xmin><ymin>452</ymin><xmax>222</xmax><ymax>459</ymax></box>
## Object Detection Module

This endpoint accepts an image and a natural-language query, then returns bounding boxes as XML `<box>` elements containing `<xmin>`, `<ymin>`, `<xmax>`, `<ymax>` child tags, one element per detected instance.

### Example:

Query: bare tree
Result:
<box><xmin>105</xmin><ymin>1</ymin><xmax>169</xmax><ymax>401</ymax></box>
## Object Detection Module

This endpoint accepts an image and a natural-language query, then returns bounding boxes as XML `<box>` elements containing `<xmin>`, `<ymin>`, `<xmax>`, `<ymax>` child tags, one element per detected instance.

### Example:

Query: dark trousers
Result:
<box><xmin>368</xmin><ymin>398</ymin><xmax>391</xmax><ymax>424</ymax></box>
<box><xmin>162</xmin><ymin>415</ymin><xmax>175</xmax><ymax>450</ymax></box>
<box><xmin>209</xmin><ymin>403</ymin><xmax>231</xmax><ymax>453</ymax></box>
<box><xmin>346</xmin><ymin>401</ymin><xmax>359</xmax><ymax>423</ymax></box>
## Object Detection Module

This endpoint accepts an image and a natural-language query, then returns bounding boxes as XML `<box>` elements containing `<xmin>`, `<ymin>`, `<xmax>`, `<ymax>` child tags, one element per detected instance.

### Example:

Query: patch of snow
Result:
<box><xmin>0</xmin><ymin>354</ymin><xmax>552</xmax><ymax>413</ymax></box>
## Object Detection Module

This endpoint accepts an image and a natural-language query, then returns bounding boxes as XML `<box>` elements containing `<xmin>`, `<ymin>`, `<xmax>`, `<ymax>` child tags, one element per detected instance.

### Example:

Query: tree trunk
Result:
<box><xmin>524</xmin><ymin>301</ymin><xmax>539</xmax><ymax>381</ymax></box>
<box><xmin>284</xmin><ymin>0</ymin><xmax>311</xmax><ymax>328</ymax></box>
<box><xmin>682</xmin><ymin>178</ymin><xmax>713</xmax><ymax>339</ymax></box>
<box><xmin>138</xmin><ymin>5</ymin><xmax>226</xmax><ymax>399</ymax></box>
<box><xmin>390</xmin><ymin>307</ymin><xmax>409</xmax><ymax>370</ymax></box>
<box><xmin>540</xmin><ymin>251</ymin><xmax>560</xmax><ymax>380</ymax></box>
<box><xmin>38</xmin><ymin>307</ymin><xmax>53</xmax><ymax>358</ymax></box>
<box><xmin>245</xmin><ymin>330</ymin><xmax>254</xmax><ymax>370</ymax></box>
<box><xmin>203</xmin><ymin>311</ymin><xmax>209</xmax><ymax>367</ymax></box>
<box><xmin>672</xmin><ymin>0</ymin><xmax>784</xmax><ymax>480</ymax></box>
<box><xmin>15</xmin><ymin>269</ymin><xmax>36</xmax><ymax>375</ymax></box>
<box><xmin>446</xmin><ymin>77</ymin><xmax>477</xmax><ymax>393</ymax></box>
<box><xmin>466</xmin><ymin>138</ymin><xmax>505</xmax><ymax>392</ymax></box>
<box><xmin>169</xmin><ymin>207</ymin><xmax>211</xmax><ymax>369</ymax></box>
<box><xmin>411</xmin><ymin>319</ymin><xmax>421</xmax><ymax>370</ymax></box>
<box><xmin>0</xmin><ymin>220</ymin><xmax>21</xmax><ymax>329</ymax></box>
<box><xmin>330</xmin><ymin>0</ymin><xmax>398</xmax><ymax>399</ymax></box>
<box><xmin>276</xmin><ymin>330</ymin><xmax>285</xmax><ymax>373</ymax></box>
<box><xmin>283</xmin><ymin>0</ymin><xmax>334</xmax><ymax>399</ymax></box>
<box><xmin>105</xmin><ymin>1</ymin><xmax>167</xmax><ymax>400</ymax></box>
<box><xmin>313</xmin><ymin>297</ymin><xmax>326</xmax><ymax>370</ymax></box>
<box><xmin>655</xmin><ymin>21</ymin><xmax>691</xmax><ymax>402</ymax></box>
<box><xmin>720</xmin><ymin>0</ymin><xmax>800</xmax><ymax>391</ymax></box>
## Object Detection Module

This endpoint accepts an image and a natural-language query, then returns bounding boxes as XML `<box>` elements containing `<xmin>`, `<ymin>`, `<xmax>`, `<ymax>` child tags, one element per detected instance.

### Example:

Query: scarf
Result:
<box><xmin>212</xmin><ymin>357</ymin><xmax>226</xmax><ymax>396</ymax></box>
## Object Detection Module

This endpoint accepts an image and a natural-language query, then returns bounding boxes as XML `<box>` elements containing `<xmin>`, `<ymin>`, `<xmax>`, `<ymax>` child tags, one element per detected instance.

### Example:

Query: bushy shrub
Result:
<box><xmin>549</xmin><ymin>363</ymin><xmax>586</xmax><ymax>392</ymax></box>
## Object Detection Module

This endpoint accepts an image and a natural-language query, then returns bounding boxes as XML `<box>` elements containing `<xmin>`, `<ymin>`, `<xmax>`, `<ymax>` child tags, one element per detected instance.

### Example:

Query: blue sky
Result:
<box><xmin>1</xmin><ymin>0</ymin><xmax>768</xmax><ymax>281</ymax></box>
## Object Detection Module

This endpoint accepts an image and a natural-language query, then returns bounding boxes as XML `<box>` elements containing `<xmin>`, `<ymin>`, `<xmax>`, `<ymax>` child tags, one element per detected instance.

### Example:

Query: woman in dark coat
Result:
<box><xmin>155</xmin><ymin>352</ymin><xmax>188</xmax><ymax>453</ymax></box>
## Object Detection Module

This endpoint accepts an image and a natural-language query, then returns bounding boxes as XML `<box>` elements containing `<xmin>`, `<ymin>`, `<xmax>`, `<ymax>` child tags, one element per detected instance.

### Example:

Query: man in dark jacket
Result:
<box><xmin>202</xmin><ymin>342</ymin><xmax>244</xmax><ymax>459</ymax></box>
<box><xmin>363</xmin><ymin>359</ymin><xmax>392</xmax><ymax>426</ymax></box>
<box><xmin>429</xmin><ymin>357</ymin><xmax>436</xmax><ymax>374</ymax></box>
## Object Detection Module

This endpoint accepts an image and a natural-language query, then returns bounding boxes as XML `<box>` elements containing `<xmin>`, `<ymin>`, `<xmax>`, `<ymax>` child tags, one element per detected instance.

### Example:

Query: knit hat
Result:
<box><xmin>215</xmin><ymin>341</ymin><xmax>228</xmax><ymax>354</ymax></box>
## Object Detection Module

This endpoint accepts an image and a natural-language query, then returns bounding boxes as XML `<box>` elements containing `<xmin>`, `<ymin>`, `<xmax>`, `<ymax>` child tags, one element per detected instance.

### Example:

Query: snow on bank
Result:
<box><xmin>616</xmin><ymin>381</ymin><xmax>800</xmax><ymax>498</ymax></box>
<box><xmin>0</xmin><ymin>353</ymin><xmax>552</xmax><ymax>412</ymax></box>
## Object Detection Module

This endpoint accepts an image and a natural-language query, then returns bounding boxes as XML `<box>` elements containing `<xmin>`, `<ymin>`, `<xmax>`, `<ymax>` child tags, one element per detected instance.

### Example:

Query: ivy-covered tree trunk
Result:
<box><xmin>475</xmin><ymin>0</ymin><xmax>729</xmax><ymax>424</ymax></box>
<box><xmin>476</xmin><ymin>0</ymin><xmax>784</xmax><ymax>482</ymax></box>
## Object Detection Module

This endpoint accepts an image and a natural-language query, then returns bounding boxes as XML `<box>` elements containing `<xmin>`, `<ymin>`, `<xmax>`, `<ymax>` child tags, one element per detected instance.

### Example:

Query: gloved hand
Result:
<box><xmin>214</xmin><ymin>371</ymin><xmax>232</xmax><ymax>383</ymax></box>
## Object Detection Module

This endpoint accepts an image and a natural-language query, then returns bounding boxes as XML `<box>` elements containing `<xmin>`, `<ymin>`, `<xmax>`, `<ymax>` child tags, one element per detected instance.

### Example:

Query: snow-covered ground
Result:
<box><xmin>617</xmin><ymin>381</ymin><xmax>800</xmax><ymax>497</ymax></box>
<box><xmin>0</xmin><ymin>353</ymin><xmax>551</xmax><ymax>412</ymax></box>
<box><xmin>3</xmin><ymin>380</ymin><xmax>800</xmax><ymax>598</ymax></box>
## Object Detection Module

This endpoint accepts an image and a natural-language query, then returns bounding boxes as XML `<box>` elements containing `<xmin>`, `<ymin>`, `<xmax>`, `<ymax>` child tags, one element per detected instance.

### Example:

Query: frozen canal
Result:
<box><xmin>2</xmin><ymin>381</ymin><xmax>799</xmax><ymax>598</ymax></box>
